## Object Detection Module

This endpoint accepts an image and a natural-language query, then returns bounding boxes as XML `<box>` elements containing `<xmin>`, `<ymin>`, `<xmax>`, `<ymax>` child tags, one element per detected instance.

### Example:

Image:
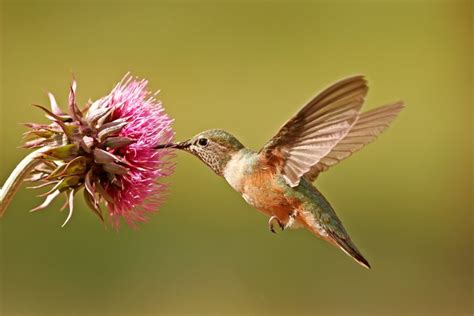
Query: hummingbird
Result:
<box><xmin>157</xmin><ymin>76</ymin><xmax>404</xmax><ymax>269</ymax></box>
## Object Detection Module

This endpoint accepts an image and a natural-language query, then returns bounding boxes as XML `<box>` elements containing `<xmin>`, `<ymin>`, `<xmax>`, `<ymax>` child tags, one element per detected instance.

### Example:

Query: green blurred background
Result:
<box><xmin>0</xmin><ymin>1</ymin><xmax>472</xmax><ymax>315</ymax></box>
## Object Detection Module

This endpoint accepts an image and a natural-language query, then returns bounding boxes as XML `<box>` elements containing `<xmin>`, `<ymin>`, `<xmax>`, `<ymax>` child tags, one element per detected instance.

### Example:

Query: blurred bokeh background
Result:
<box><xmin>0</xmin><ymin>1</ymin><xmax>472</xmax><ymax>315</ymax></box>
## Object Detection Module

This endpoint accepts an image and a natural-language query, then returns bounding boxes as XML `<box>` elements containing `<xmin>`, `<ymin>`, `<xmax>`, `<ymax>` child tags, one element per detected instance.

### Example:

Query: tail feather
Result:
<box><xmin>296</xmin><ymin>182</ymin><xmax>371</xmax><ymax>269</ymax></box>
<box><xmin>298</xmin><ymin>209</ymin><xmax>371</xmax><ymax>269</ymax></box>
<box><xmin>328</xmin><ymin>231</ymin><xmax>371</xmax><ymax>269</ymax></box>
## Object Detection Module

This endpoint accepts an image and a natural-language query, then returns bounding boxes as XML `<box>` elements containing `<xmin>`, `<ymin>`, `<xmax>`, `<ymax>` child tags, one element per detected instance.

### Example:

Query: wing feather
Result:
<box><xmin>304</xmin><ymin>101</ymin><xmax>404</xmax><ymax>181</ymax></box>
<box><xmin>259</xmin><ymin>76</ymin><xmax>368</xmax><ymax>187</ymax></box>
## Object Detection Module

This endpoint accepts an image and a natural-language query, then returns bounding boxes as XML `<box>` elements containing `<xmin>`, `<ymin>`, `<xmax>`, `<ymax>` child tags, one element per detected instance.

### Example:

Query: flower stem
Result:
<box><xmin>0</xmin><ymin>147</ymin><xmax>51</xmax><ymax>218</ymax></box>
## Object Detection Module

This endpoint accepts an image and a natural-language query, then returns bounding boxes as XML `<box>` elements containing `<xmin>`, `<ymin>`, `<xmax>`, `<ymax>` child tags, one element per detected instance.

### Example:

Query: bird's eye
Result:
<box><xmin>197</xmin><ymin>138</ymin><xmax>208</xmax><ymax>146</ymax></box>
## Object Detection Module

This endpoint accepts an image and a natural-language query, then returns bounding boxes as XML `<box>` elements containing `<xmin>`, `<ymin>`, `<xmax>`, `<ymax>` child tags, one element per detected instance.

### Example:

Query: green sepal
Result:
<box><xmin>42</xmin><ymin>144</ymin><xmax>79</xmax><ymax>160</ymax></box>
<box><xmin>62</xmin><ymin>156</ymin><xmax>88</xmax><ymax>176</ymax></box>
<box><xmin>95</xmin><ymin>180</ymin><xmax>114</xmax><ymax>204</ymax></box>
<box><xmin>103</xmin><ymin>162</ymin><xmax>128</xmax><ymax>175</ymax></box>
<box><xmin>46</xmin><ymin>163</ymin><xmax>68</xmax><ymax>180</ymax></box>
<box><xmin>103</xmin><ymin>136</ymin><xmax>135</xmax><ymax>149</ymax></box>
<box><xmin>83</xmin><ymin>188</ymin><xmax>104</xmax><ymax>222</ymax></box>
<box><xmin>97</xmin><ymin>120</ymin><xmax>127</xmax><ymax>142</ymax></box>
<box><xmin>57</xmin><ymin>175</ymin><xmax>82</xmax><ymax>192</ymax></box>
<box><xmin>93</xmin><ymin>148</ymin><xmax>119</xmax><ymax>164</ymax></box>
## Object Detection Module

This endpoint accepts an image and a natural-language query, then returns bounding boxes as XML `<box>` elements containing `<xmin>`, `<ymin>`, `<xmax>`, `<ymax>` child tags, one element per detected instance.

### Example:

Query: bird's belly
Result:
<box><xmin>241</xmin><ymin>174</ymin><xmax>294</xmax><ymax>220</ymax></box>
<box><xmin>223</xmin><ymin>151</ymin><xmax>295</xmax><ymax>221</ymax></box>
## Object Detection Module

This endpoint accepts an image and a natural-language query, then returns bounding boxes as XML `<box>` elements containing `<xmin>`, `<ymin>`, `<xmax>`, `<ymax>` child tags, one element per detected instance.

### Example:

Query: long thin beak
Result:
<box><xmin>155</xmin><ymin>141</ymin><xmax>190</xmax><ymax>150</ymax></box>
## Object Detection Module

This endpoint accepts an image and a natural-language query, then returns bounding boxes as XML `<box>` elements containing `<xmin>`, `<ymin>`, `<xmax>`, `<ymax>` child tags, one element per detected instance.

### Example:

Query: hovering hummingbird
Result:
<box><xmin>157</xmin><ymin>76</ymin><xmax>404</xmax><ymax>269</ymax></box>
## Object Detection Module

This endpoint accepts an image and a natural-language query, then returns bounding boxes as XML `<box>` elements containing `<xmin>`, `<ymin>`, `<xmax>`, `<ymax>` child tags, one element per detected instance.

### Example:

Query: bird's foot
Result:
<box><xmin>268</xmin><ymin>215</ymin><xmax>284</xmax><ymax>234</ymax></box>
<box><xmin>284</xmin><ymin>210</ymin><xmax>298</xmax><ymax>229</ymax></box>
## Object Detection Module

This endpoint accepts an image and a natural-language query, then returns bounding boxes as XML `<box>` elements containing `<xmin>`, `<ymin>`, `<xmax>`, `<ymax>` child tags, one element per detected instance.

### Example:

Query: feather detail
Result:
<box><xmin>259</xmin><ymin>76</ymin><xmax>368</xmax><ymax>187</ymax></box>
<box><xmin>304</xmin><ymin>101</ymin><xmax>404</xmax><ymax>181</ymax></box>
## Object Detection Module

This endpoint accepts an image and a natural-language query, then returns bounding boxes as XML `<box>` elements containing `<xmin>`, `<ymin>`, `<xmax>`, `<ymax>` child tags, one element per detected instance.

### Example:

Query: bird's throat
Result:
<box><xmin>222</xmin><ymin>149</ymin><xmax>258</xmax><ymax>192</ymax></box>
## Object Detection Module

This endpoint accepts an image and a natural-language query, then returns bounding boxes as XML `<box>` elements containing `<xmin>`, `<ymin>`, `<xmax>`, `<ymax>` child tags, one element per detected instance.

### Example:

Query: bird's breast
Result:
<box><xmin>223</xmin><ymin>150</ymin><xmax>251</xmax><ymax>192</ymax></box>
<box><xmin>223</xmin><ymin>150</ymin><xmax>294</xmax><ymax>215</ymax></box>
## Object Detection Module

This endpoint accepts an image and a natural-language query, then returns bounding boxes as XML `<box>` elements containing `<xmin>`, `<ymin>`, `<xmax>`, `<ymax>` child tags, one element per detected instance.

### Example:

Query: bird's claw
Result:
<box><xmin>268</xmin><ymin>215</ymin><xmax>285</xmax><ymax>234</ymax></box>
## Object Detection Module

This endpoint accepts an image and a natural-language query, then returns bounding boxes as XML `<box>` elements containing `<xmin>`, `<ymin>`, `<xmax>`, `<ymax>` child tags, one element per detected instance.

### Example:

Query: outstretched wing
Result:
<box><xmin>259</xmin><ymin>76</ymin><xmax>368</xmax><ymax>187</ymax></box>
<box><xmin>304</xmin><ymin>101</ymin><xmax>404</xmax><ymax>181</ymax></box>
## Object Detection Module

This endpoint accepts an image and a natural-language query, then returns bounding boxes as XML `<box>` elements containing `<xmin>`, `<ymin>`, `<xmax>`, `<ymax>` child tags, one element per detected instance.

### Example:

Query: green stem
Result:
<box><xmin>0</xmin><ymin>147</ymin><xmax>51</xmax><ymax>218</ymax></box>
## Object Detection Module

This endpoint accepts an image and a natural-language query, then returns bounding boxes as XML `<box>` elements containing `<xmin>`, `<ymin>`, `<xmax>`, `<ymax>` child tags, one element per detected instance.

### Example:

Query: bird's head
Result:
<box><xmin>156</xmin><ymin>129</ymin><xmax>244</xmax><ymax>176</ymax></box>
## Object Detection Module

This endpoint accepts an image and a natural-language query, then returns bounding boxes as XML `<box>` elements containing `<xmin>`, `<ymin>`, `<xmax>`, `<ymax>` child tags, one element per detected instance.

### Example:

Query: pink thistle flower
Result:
<box><xmin>21</xmin><ymin>74</ymin><xmax>175</xmax><ymax>228</ymax></box>
<box><xmin>99</xmin><ymin>76</ymin><xmax>175</xmax><ymax>227</ymax></box>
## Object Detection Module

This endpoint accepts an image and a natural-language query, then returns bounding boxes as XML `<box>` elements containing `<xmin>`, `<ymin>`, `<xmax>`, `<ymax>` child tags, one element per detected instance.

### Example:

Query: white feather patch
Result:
<box><xmin>223</xmin><ymin>151</ymin><xmax>247</xmax><ymax>192</ymax></box>
<box><xmin>300</xmin><ymin>209</ymin><xmax>327</xmax><ymax>237</ymax></box>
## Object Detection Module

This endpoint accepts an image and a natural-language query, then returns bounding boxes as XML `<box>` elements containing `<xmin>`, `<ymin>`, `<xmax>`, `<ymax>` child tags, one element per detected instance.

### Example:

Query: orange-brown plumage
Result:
<box><xmin>239</xmin><ymin>160</ymin><xmax>297</xmax><ymax>223</ymax></box>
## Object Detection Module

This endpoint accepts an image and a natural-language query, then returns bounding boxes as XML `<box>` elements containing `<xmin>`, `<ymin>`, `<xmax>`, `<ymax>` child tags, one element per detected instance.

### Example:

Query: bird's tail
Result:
<box><xmin>298</xmin><ymin>208</ymin><xmax>371</xmax><ymax>269</ymax></box>
<box><xmin>327</xmin><ymin>231</ymin><xmax>371</xmax><ymax>269</ymax></box>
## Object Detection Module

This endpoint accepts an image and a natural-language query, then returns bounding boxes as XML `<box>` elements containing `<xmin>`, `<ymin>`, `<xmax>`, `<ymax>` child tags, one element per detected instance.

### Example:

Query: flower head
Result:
<box><xmin>24</xmin><ymin>74</ymin><xmax>174</xmax><ymax>228</ymax></box>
